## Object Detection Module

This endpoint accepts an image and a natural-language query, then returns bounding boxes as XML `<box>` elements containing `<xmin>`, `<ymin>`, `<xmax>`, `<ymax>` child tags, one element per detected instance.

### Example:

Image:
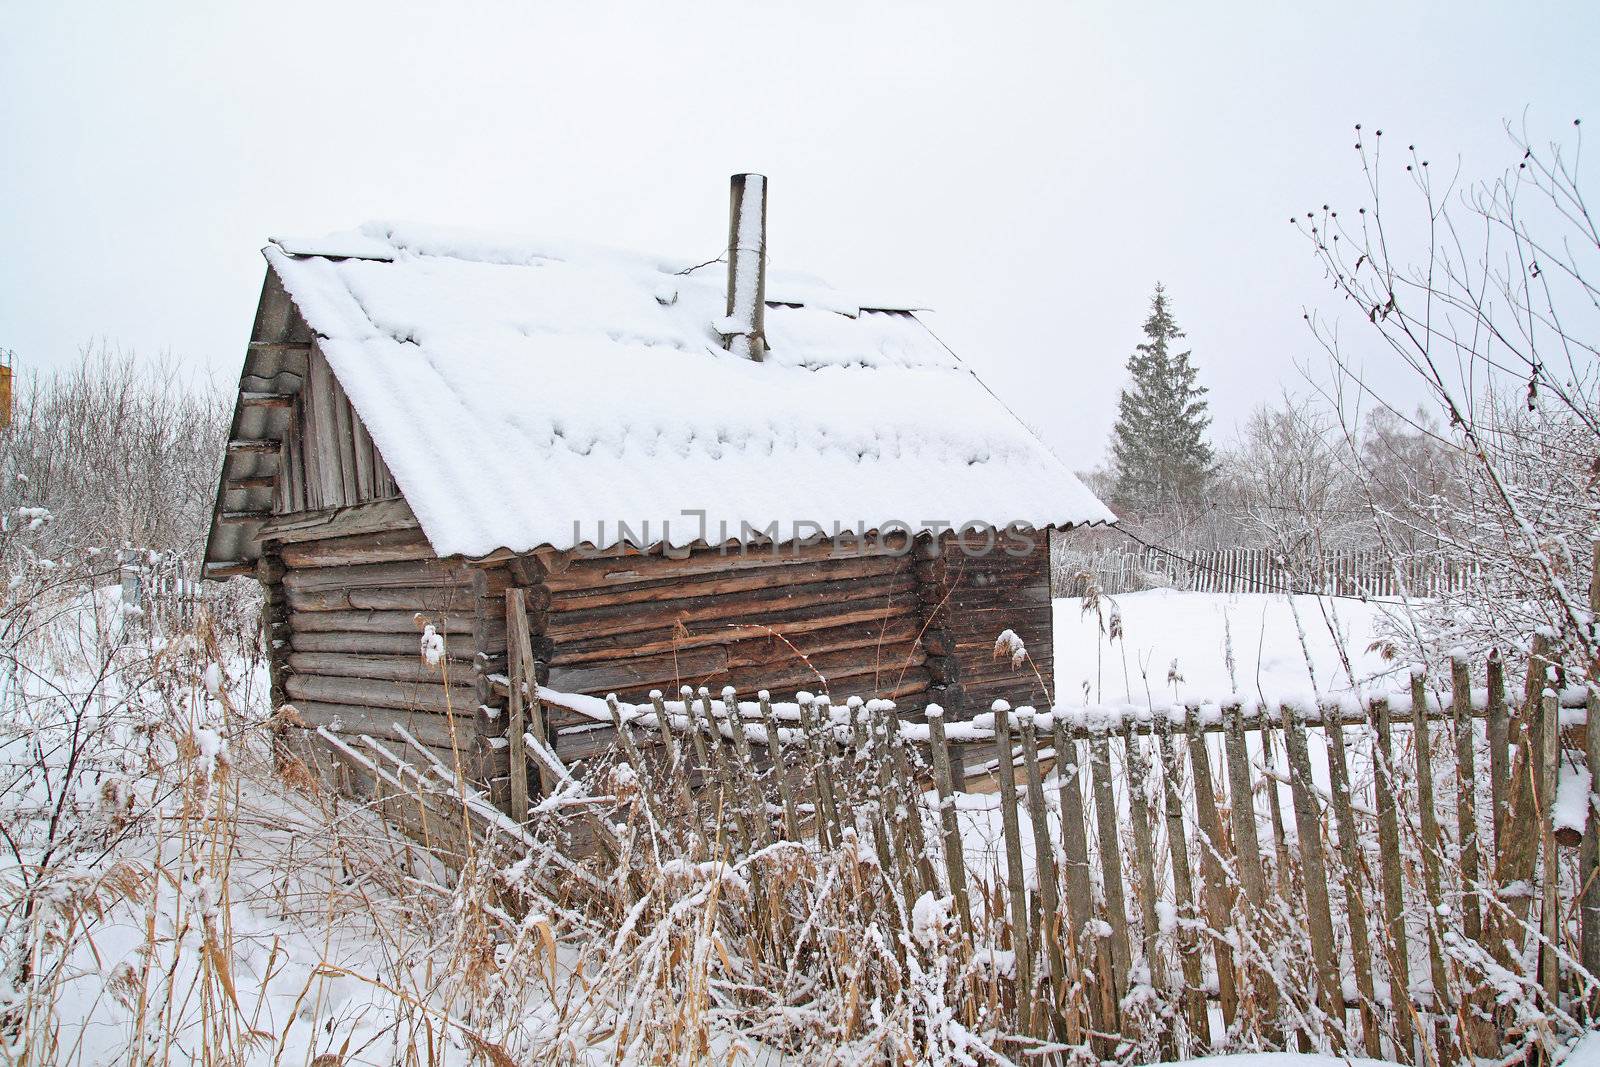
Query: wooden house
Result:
<box><xmin>203</xmin><ymin>176</ymin><xmax>1114</xmax><ymax>805</ymax></box>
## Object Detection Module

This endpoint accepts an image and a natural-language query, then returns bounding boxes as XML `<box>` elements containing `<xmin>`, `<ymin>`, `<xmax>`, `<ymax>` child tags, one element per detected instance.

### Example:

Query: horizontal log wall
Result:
<box><xmin>277</xmin><ymin>524</ymin><xmax>479</xmax><ymax>783</ymax></box>
<box><xmin>941</xmin><ymin>529</ymin><xmax>1054</xmax><ymax>716</ymax></box>
<box><xmin>534</xmin><ymin>541</ymin><xmax>931</xmax><ymax>753</ymax></box>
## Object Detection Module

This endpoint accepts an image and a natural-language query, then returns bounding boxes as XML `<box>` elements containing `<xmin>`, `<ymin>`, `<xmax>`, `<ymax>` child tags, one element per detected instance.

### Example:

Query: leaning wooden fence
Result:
<box><xmin>118</xmin><ymin>550</ymin><xmax>215</xmax><ymax>633</ymax></box>
<box><xmin>490</xmin><ymin>636</ymin><xmax>1600</xmax><ymax>1062</ymax></box>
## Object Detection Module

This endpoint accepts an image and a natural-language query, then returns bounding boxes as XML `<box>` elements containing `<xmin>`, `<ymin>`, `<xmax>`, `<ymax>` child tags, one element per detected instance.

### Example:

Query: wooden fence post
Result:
<box><xmin>1408</xmin><ymin>668</ymin><xmax>1453</xmax><ymax>1050</ymax></box>
<box><xmin>1088</xmin><ymin>721</ymin><xmax>1132</xmax><ymax>1015</ymax></box>
<box><xmin>796</xmin><ymin>694</ymin><xmax>839</xmax><ymax>848</ymax></box>
<box><xmin>1052</xmin><ymin>715</ymin><xmax>1107</xmax><ymax>1044</ymax></box>
<box><xmin>1184</xmin><ymin>709</ymin><xmax>1238</xmax><ymax>1031</ymax></box>
<box><xmin>1222</xmin><ymin>703</ymin><xmax>1280</xmax><ymax>1040</ymax></box>
<box><xmin>1319</xmin><ymin>699</ymin><xmax>1382</xmax><ymax>1058</ymax></box>
<box><xmin>1450</xmin><ymin>653</ymin><xmax>1484</xmax><ymax>945</ymax></box>
<box><xmin>991</xmin><ymin>701</ymin><xmax>1035</xmax><ymax>1036</ymax></box>
<box><xmin>758</xmin><ymin>691</ymin><xmax>803</xmax><ymax>842</ymax></box>
<box><xmin>1124</xmin><ymin>719</ymin><xmax>1175</xmax><ymax>1058</ymax></box>
<box><xmin>1539</xmin><ymin>688</ymin><xmax>1561</xmax><ymax>1005</ymax></box>
<box><xmin>1370</xmin><ymin>697</ymin><xmax>1416</xmax><ymax>1062</ymax></box>
<box><xmin>926</xmin><ymin>704</ymin><xmax>971</xmax><ymax>933</ymax></box>
<box><xmin>1155</xmin><ymin>709</ymin><xmax>1208</xmax><ymax>1044</ymax></box>
<box><xmin>1018</xmin><ymin>708</ymin><xmax>1075</xmax><ymax>1044</ymax></box>
<box><xmin>1280</xmin><ymin>702</ymin><xmax>1345</xmax><ymax>1051</ymax></box>
<box><xmin>1486</xmin><ymin>650</ymin><xmax>1510</xmax><ymax>858</ymax></box>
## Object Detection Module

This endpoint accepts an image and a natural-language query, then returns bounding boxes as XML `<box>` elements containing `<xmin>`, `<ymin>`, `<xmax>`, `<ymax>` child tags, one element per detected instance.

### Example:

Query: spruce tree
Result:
<box><xmin>1109</xmin><ymin>283</ymin><xmax>1214</xmax><ymax>509</ymax></box>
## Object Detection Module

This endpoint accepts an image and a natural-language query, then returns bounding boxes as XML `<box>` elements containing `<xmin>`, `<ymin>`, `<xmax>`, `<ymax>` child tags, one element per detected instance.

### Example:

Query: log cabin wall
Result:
<box><xmin>273</xmin><ymin>525</ymin><xmax>483</xmax><ymax>791</ymax></box>
<box><xmin>274</xmin><ymin>343</ymin><xmax>400</xmax><ymax>514</ymax></box>
<box><xmin>937</xmin><ymin>528</ymin><xmax>1055</xmax><ymax>715</ymax></box>
<box><xmin>524</xmin><ymin>540</ymin><xmax>931</xmax><ymax>760</ymax></box>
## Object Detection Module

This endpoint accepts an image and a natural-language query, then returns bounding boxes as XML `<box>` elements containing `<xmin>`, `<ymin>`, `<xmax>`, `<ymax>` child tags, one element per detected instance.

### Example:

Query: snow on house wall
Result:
<box><xmin>263</xmin><ymin>221</ymin><xmax>1115</xmax><ymax>558</ymax></box>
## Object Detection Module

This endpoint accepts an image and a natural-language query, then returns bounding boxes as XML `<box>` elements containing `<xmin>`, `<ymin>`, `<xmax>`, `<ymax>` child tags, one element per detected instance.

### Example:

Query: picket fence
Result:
<box><xmin>476</xmin><ymin>632</ymin><xmax>1599</xmax><ymax>1063</ymax></box>
<box><xmin>1052</xmin><ymin>544</ymin><xmax>1476</xmax><ymax>599</ymax></box>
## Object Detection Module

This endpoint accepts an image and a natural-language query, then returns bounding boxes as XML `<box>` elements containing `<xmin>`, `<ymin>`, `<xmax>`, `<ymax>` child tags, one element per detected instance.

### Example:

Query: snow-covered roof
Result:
<box><xmin>258</xmin><ymin>221</ymin><xmax>1114</xmax><ymax>558</ymax></box>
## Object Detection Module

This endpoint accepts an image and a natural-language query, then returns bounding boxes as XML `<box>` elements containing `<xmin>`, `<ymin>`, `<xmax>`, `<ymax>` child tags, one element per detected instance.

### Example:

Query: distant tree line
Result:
<box><xmin>0</xmin><ymin>344</ymin><xmax>229</xmax><ymax>564</ymax></box>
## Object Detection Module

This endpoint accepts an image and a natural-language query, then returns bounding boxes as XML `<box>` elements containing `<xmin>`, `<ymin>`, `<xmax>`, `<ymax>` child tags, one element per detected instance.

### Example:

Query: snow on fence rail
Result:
<box><xmin>1052</xmin><ymin>542</ymin><xmax>1476</xmax><ymax>599</ymax></box>
<box><xmin>475</xmin><ymin>634</ymin><xmax>1599</xmax><ymax>1061</ymax></box>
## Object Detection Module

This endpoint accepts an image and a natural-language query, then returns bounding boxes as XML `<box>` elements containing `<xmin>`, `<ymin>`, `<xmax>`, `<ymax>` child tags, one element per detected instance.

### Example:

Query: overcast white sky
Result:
<box><xmin>2</xmin><ymin>2</ymin><xmax>1596</xmax><ymax>470</ymax></box>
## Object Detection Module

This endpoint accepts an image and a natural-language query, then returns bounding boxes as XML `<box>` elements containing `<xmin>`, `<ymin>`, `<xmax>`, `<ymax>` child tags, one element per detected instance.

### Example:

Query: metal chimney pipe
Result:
<box><xmin>724</xmin><ymin>173</ymin><xmax>767</xmax><ymax>362</ymax></box>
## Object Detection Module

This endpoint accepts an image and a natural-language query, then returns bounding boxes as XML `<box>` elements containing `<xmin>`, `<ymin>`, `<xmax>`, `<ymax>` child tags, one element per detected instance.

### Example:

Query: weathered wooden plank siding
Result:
<box><xmin>534</xmin><ymin>542</ymin><xmax>931</xmax><ymax>752</ymax></box>
<box><xmin>275</xmin><ymin>343</ymin><xmax>401</xmax><ymax>514</ymax></box>
<box><xmin>942</xmin><ymin>528</ymin><xmax>1055</xmax><ymax>714</ymax></box>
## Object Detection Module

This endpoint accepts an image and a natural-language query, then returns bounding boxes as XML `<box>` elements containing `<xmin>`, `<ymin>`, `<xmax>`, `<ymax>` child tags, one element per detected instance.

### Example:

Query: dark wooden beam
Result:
<box><xmin>204</xmin><ymin>560</ymin><xmax>256</xmax><ymax>578</ymax></box>
<box><xmin>219</xmin><ymin>510</ymin><xmax>272</xmax><ymax>523</ymax></box>
<box><xmin>226</xmin><ymin>474</ymin><xmax>277</xmax><ymax>491</ymax></box>
<box><xmin>227</xmin><ymin>439</ymin><xmax>281</xmax><ymax>454</ymax></box>
<box><xmin>240</xmin><ymin>391</ymin><xmax>294</xmax><ymax>408</ymax></box>
<box><xmin>257</xmin><ymin>497</ymin><xmax>420</xmax><ymax>545</ymax></box>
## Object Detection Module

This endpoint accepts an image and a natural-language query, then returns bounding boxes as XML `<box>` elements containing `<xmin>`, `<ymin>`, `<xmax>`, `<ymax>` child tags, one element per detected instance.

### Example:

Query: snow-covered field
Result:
<box><xmin>1052</xmin><ymin>589</ymin><xmax>1411</xmax><ymax>707</ymax></box>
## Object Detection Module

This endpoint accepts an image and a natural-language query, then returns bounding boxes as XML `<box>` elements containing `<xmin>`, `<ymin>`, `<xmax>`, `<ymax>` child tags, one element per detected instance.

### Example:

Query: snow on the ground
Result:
<box><xmin>1054</xmin><ymin>589</ymin><xmax>1410</xmax><ymax>707</ymax></box>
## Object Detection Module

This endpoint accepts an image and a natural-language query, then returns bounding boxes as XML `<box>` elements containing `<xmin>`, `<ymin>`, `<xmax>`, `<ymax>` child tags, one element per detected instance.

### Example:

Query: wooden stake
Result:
<box><xmin>1125</xmin><ymin>720</ymin><xmax>1174</xmax><ymax>1058</ymax></box>
<box><xmin>503</xmin><ymin>591</ymin><xmax>531</xmax><ymax>823</ymax></box>
<box><xmin>1408</xmin><ymin>670</ymin><xmax>1452</xmax><ymax>1030</ymax></box>
<box><xmin>1186</xmin><ymin>708</ymin><xmax>1238</xmax><ymax>1031</ymax></box>
<box><xmin>1155</xmin><ymin>709</ymin><xmax>1208</xmax><ymax>1044</ymax></box>
<box><xmin>926</xmin><ymin>704</ymin><xmax>972</xmax><ymax>933</ymax></box>
<box><xmin>1280</xmin><ymin>702</ymin><xmax>1345</xmax><ymax>1051</ymax></box>
<box><xmin>1222</xmin><ymin>702</ymin><xmax>1280</xmax><ymax>1040</ymax></box>
<box><xmin>992</xmin><ymin>702</ymin><xmax>1035</xmax><ymax>1036</ymax></box>
<box><xmin>1486</xmin><ymin>650</ymin><xmax>1511</xmax><ymax>858</ymax></box>
<box><xmin>1319</xmin><ymin>701</ymin><xmax>1382</xmax><ymax>1058</ymax></box>
<box><xmin>758</xmin><ymin>691</ymin><xmax>803</xmax><ymax>841</ymax></box>
<box><xmin>1370</xmin><ymin>697</ymin><xmax>1416</xmax><ymax>1063</ymax></box>
<box><xmin>1450</xmin><ymin>654</ymin><xmax>1483</xmax><ymax>945</ymax></box>
<box><xmin>1539</xmin><ymin>688</ymin><xmax>1561</xmax><ymax>1004</ymax></box>
<box><xmin>1019</xmin><ymin>709</ymin><xmax>1075</xmax><ymax>1044</ymax></box>
<box><xmin>1088</xmin><ymin>723</ymin><xmax>1132</xmax><ymax>1017</ymax></box>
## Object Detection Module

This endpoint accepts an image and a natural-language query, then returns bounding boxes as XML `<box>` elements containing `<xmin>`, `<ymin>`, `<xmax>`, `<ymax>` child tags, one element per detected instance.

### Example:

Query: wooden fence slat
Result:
<box><xmin>758</xmin><ymin>691</ymin><xmax>803</xmax><ymax>842</ymax></box>
<box><xmin>1450</xmin><ymin>655</ymin><xmax>1483</xmax><ymax>946</ymax></box>
<box><xmin>796</xmin><ymin>695</ymin><xmax>839</xmax><ymax>849</ymax></box>
<box><xmin>1052</xmin><ymin>716</ymin><xmax>1106</xmax><ymax>1043</ymax></box>
<box><xmin>1088</xmin><ymin>725</ymin><xmax>1132</xmax><ymax>1015</ymax></box>
<box><xmin>1280</xmin><ymin>702</ymin><xmax>1346</xmax><ymax>1050</ymax></box>
<box><xmin>1486</xmin><ymin>650</ymin><xmax>1510</xmax><ymax>857</ymax></box>
<box><xmin>722</xmin><ymin>687</ymin><xmax>772</xmax><ymax>848</ymax></box>
<box><xmin>1369</xmin><ymin>697</ymin><xmax>1415</xmax><ymax>1062</ymax></box>
<box><xmin>1408</xmin><ymin>669</ymin><xmax>1453</xmax><ymax>1040</ymax></box>
<box><xmin>1319</xmin><ymin>701</ymin><xmax>1383</xmax><ymax>1058</ymax></box>
<box><xmin>1124</xmin><ymin>721</ymin><xmax>1175</xmax><ymax>1057</ymax></box>
<box><xmin>1155</xmin><ymin>711</ymin><xmax>1208</xmax><ymax>1044</ymax></box>
<box><xmin>1539</xmin><ymin>688</ymin><xmax>1561</xmax><ymax>1003</ymax></box>
<box><xmin>1184</xmin><ymin>711</ymin><xmax>1238</xmax><ymax>1029</ymax></box>
<box><xmin>1018</xmin><ymin>709</ymin><xmax>1075</xmax><ymax>1044</ymax></box>
<box><xmin>992</xmin><ymin>702</ymin><xmax>1036</xmax><ymax>1036</ymax></box>
<box><xmin>926</xmin><ymin>705</ymin><xmax>971</xmax><ymax>932</ymax></box>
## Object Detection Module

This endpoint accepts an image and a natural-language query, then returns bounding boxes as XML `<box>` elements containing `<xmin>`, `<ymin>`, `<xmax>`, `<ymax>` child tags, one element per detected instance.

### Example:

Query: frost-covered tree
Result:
<box><xmin>1108</xmin><ymin>284</ymin><xmax>1214</xmax><ymax>511</ymax></box>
